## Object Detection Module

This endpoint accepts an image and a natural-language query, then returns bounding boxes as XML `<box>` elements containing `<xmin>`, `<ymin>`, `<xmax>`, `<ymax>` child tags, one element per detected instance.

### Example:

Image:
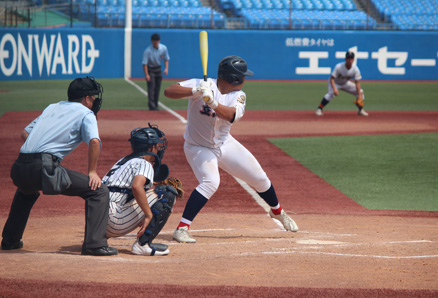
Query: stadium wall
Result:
<box><xmin>1</xmin><ymin>28</ymin><xmax>437</xmax><ymax>81</ymax></box>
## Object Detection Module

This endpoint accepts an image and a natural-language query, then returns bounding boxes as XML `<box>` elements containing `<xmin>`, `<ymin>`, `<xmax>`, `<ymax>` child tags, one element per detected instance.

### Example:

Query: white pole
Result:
<box><xmin>124</xmin><ymin>0</ymin><xmax>132</xmax><ymax>79</ymax></box>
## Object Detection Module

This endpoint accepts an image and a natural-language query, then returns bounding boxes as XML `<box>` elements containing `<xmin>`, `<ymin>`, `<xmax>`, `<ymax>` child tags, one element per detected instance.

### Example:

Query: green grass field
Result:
<box><xmin>270</xmin><ymin>133</ymin><xmax>438</xmax><ymax>211</ymax></box>
<box><xmin>1</xmin><ymin>79</ymin><xmax>437</xmax><ymax>114</ymax></box>
<box><xmin>1</xmin><ymin>78</ymin><xmax>437</xmax><ymax>211</ymax></box>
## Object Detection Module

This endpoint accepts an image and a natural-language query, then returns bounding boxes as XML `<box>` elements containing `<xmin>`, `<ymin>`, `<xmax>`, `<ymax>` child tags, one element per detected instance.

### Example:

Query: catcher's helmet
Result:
<box><xmin>217</xmin><ymin>56</ymin><xmax>254</xmax><ymax>85</ymax></box>
<box><xmin>129</xmin><ymin>123</ymin><xmax>168</xmax><ymax>161</ymax></box>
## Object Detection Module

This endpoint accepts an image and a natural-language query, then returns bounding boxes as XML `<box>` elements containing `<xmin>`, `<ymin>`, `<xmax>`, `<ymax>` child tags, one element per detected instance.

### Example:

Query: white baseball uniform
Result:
<box><xmin>178</xmin><ymin>78</ymin><xmax>271</xmax><ymax>200</ymax></box>
<box><xmin>325</xmin><ymin>62</ymin><xmax>364</xmax><ymax>101</ymax></box>
<box><xmin>103</xmin><ymin>157</ymin><xmax>160</xmax><ymax>238</ymax></box>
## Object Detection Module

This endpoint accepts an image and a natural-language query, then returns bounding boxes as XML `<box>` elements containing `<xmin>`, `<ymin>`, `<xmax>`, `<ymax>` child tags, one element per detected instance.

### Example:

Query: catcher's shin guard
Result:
<box><xmin>139</xmin><ymin>185</ymin><xmax>178</xmax><ymax>246</ymax></box>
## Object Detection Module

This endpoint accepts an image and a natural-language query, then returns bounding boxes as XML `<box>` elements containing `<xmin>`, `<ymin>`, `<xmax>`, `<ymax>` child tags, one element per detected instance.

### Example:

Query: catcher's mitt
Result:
<box><xmin>157</xmin><ymin>177</ymin><xmax>184</xmax><ymax>199</ymax></box>
<box><xmin>354</xmin><ymin>95</ymin><xmax>364</xmax><ymax>109</ymax></box>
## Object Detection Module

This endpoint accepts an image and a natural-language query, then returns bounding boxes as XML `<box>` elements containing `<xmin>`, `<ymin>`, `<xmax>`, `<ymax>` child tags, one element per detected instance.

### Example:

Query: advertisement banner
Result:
<box><xmin>132</xmin><ymin>29</ymin><xmax>438</xmax><ymax>81</ymax></box>
<box><xmin>0</xmin><ymin>28</ymin><xmax>124</xmax><ymax>81</ymax></box>
<box><xmin>2</xmin><ymin>28</ymin><xmax>437</xmax><ymax>81</ymax></box>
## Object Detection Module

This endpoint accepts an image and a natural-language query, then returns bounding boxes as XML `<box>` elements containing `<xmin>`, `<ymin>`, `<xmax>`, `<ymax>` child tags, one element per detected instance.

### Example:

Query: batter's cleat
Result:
<box><xmin>269</xmin><ymin>209</ymin><xmax>299</xmax><ymax>232</ymax></box>
<box><xmin>358</xmin><ymin>109</ymin><xmax>369</xmax><ymax>116</ymax></box>
<box><xmin>1</xmin><ymin>239</ymin><xmax>23</xmax><ymax>250</ymax></box>
<box><xmin>132</xmin><ymin>240</ymin><xmax>169</xmax><ymax>256</ymax></box>
<box><xmin>81</xmin><ymin>246</ymin><xmax>118</xmax><ymax>256</ymax></box>
<box><xmin>173</xmin><ymin>226</ymin><xmax>196</xmax><ymax>243</ymax></box>
<box><xmin>315</xmin><ymin>109</ymin><xmax>323</xmax><ymax>116</ymax></box>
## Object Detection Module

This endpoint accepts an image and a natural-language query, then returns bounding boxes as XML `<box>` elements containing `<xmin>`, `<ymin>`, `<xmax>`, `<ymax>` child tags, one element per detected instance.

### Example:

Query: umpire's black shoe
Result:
<box><xmin>81</xmin><ymin>246</ymin><xmax>118</xmax><ymax>256</ymax></box>
<box><xmin>1</xmin><ymin>239</ymin><xmax>23</xmax><ymax>250</ymax></box>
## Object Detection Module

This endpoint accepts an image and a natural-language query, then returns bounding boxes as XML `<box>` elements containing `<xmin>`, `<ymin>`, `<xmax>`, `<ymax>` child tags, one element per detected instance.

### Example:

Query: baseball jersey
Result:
<box><xmin>331</xmin><ymin>62</ymin><xmax>362</xmax><ymax>85</ymax></box>
<box><xmin>20</xmin><ymin>101</ymin><xmax>100</xmax><ymax>160</ymax></box>
<box><xmin>103</xmin><ymin>157</ymin><xmax>154</xmax><ymax>206</ymax></box>
<box><xmin>179</xmin><ymin>78</ymin><xmax>247</xmax><ymax>148</ymax></box>
<box><xmin>142</xmin><ymin>44</ymin><xmax>170</xmax><ymax>68</ymax></box>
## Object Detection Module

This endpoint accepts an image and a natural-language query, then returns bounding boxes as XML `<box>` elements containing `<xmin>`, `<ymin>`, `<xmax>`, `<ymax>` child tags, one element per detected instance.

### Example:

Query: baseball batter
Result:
<box><xmin>103</xmin><ymin>124</ymin><xmax>183</xmax><ymax>256</ymax></box>
<box><xmin>164</xmin><ymin>55</ymin><xmax>299</xmax><ymax>243</ymax></box>
<box><xmin>316</xmin><ymin>51</ymin><xmax>368</xmax><ymax>116</ymax></box>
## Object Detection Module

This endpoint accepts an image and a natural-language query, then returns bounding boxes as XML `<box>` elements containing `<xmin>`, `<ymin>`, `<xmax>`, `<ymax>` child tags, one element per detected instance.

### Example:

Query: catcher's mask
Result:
<box><xmin>68</xmin><ymin>76</ymin><xmax>103</xmax><ymax>115</ymax></box>
<box><xmin>217</xmin><ymin>55</ymin><xmax>254</xmax><ymax>85</ymax></box>
<box><xmin>129</xmin><ymin>123</ymin><xmax>169</xmax><ymax>182</ymax></box>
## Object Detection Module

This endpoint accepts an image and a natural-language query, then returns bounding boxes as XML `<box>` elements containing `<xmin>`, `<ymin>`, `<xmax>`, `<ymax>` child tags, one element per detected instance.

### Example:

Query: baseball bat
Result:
<box><xmin>199</xmin><ymin>31</ymin><xmax>208</xmax><ymax>82</ymax></box>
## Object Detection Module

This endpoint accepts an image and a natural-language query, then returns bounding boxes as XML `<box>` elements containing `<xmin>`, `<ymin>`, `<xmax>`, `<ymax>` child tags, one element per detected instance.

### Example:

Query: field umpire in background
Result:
<box><xmin>1</xmin><ymin>77</ymin><xmax>118</xmax><ymax>256</ymax></box>
<box><xmin>142</xmin><ymin>33</ymin><xmax>170</xmax><ymax>111</ymax></box>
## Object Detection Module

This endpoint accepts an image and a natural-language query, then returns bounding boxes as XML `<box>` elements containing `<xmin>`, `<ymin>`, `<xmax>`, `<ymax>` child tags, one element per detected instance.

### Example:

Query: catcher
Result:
<box><xmin>102</xmin><ymin>124</ymin><xmax>184</xmax><ymax>256</ymax></box>
<box><xmin>315</xmin><ymin>51</ymin><xmax>368</xmax><ymax>117</ymax></box>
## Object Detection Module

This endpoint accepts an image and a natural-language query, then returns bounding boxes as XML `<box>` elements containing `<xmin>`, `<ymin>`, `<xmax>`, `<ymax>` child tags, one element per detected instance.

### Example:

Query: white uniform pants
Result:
<box><xmin>106</xmin><ymin>189</ymin><xmax>159</xmax><ymax>238</ymax></box>
<box><xmin>325</xmin><ymin>80</ymin><xmax>364</xmax><ymax>101</ymax></box>
<box><xmin>184</xmin><ymin>137</ymin><xmax>271</xmax><ymax>200</ymax></box>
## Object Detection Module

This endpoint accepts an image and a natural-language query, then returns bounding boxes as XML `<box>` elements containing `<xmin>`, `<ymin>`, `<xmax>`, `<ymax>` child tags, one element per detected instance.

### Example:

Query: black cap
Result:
<box><xmin>68</xmin><ymin>77</ymin><xmax>101</xmax><ymax>101</ymax></box>
<box><xmin>151</xmin><ymin>33</ymin><xmax>160</xmax><ymax>41</ymax></box>
<box><xmin>346</xmin><ymin>51</ymin><xmax>355</xmax><ymax>59</ymax></box>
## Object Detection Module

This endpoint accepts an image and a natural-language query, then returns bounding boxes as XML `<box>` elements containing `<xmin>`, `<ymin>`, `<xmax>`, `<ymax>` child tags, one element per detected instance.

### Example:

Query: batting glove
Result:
<box><xmin>192</xmin><ymin>86</ymin><xmax>201</xmax><ymax>95</ymax></box>
<box><xmin>199</xmin><ymin>80</ymin><xmax>210</xmax><ymax>89</ymax></box>
<box><xmin>202</xmin><ymin>87</ymin><xmax>218</xmax><ymax>109</ymax></box>
<box><xmin>192</xmin><ymin>80</ymin><xmax>211</xmax><ymax>96</ymax></box>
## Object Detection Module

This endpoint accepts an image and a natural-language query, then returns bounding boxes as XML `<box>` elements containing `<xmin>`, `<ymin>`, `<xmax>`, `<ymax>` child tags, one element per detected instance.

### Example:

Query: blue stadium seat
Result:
<box><xmin>301</xmin><ymin>0</ymin><xmax>314</xmax><ymax>10</ymax></box>
<box><xmin>370</xmin><ymin>0</ymin><xmax>437</xmax><ymax>30</ymax></box>
<box><xmin>271</xmin><ymin>0</ymin><xmax>284</xmax><ymax>9</ymax></box>
<box><xmin>188</xmin><ymin>0</ymin><xmax>201</xmax><ymax>7</ymax></box>
<box><xmin>310</xmin><ymin>0</ymin><xmax>324</xmax><ymax>10</ymax></box>
<box><xmin>260</xmin><ymin>0</ymin><xmax>273</xmax><ymax>9</ymax></box>
<box><xmin>290</xmin><ymin>0</ymin><xmax>303</xmax><ymax>9</ymax></box>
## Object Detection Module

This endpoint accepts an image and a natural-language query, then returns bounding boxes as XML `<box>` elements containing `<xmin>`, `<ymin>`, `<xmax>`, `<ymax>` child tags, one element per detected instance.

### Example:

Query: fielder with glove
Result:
<box><xmin>103</xmin><ymin>124</ymin><xmax>184</xmax><ymax>256</ymax></box>
<box><xmin>315</xmin><ymin>51</ymin><xmax>368</xmax><ymax>117</ymax></box>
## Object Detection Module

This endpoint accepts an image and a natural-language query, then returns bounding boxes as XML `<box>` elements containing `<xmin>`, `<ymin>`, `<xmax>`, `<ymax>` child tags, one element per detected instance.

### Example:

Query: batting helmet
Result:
<box><xmin>68</xmin><ymin>76</ymin><xmax>103</xmax><ymax>115</ymax></box>
<box><xmin>217</xmin><ymin>56</ymin><xmax>254</xmax><ymax>85</ymax></box>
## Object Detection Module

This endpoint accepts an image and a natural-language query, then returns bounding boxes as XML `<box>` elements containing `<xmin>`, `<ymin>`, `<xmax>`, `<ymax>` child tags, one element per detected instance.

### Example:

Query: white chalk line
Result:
<box><xmin>261</xmin><ymin>251</ymin><xmax>438</xmax><ymax>259</ymax></box>
<box><xmin>116</xmin><ymin>228</ymin><xmax>236</xmax><ymax>239</ymax></box>
<box><xmin>232</xmin><ymin>176</ymin><xmax>271</xmax><ymax>212</ymax></box>
<box><xmin>14</xmin><ymin>248</ymin><xmax>438</xmax><ymax>264</ymax></box>
<box><xmin>113</xmin><ymin>230</ymin><xmax>438</xmax><ymax>260</ymax></box>
<box><xmin>124</xmin><ymin>77</ymin><xmax>187</xmax><ymax>124</ymax></box>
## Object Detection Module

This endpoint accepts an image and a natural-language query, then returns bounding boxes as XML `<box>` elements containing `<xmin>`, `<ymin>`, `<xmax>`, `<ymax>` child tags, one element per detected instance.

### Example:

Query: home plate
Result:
<box><xmin>297</xmin><ymin>239</ymin><xmax>345</xmax><ymax>245</ymax></box>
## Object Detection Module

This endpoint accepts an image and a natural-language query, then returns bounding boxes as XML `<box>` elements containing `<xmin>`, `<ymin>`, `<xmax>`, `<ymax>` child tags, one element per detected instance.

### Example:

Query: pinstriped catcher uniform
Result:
<box><xmin>101</xmin><ymin>124</ymin><xmax>177</xmax><ymax>256</ymax></box>
<box><xmin>103</xmin><ymin>157</ymin><xmax>160</xmax><ymax>238</ymax></box>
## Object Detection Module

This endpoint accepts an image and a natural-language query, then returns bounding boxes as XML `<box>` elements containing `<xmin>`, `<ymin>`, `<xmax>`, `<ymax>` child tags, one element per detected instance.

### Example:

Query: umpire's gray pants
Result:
<box><xmin>146</xmin><ymin>67</ymin><xmax>162</xmax><ymax>110</ymax></box>
<box><xmin>2</xmin><ymin>153</ymin><xmax>109</xmax><ymax>250</ymax></box>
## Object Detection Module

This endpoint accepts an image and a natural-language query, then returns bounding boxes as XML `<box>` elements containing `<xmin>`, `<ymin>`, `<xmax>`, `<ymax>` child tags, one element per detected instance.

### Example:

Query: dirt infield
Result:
<box><xmin>0</xmin><ymin>110</ymin><xmax>437</xmax><ymax>297</ymax></box>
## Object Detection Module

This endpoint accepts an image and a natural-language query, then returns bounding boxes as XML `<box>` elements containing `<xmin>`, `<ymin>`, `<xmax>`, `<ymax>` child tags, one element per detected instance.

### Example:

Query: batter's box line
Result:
<box><xmin>299</xmin><ymin>231</ymin><xmax>358</xmax><ymax>237</ymax></box>
<box><xmin>113</xmin><ymin>228</ymin><xmax>236</xmax><ymax>240</ymax></box>
<box><xmin>261</xmin><ymin>250</ymin><xmax>438</xmax><ymax>259</ymax></box>
<box><xmin>294</xmin><ymin>239</ymin><xmax>436</xmax><ymax>247</ymax></box>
